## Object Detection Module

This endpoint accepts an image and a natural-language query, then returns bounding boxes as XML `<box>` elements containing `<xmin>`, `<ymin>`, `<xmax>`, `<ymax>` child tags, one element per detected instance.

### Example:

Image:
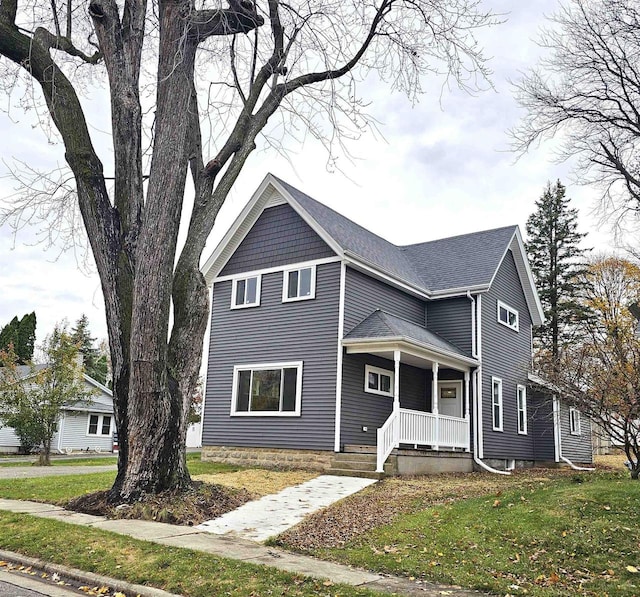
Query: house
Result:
<box><xmin>0</xmin><ymin>366</ymin><xmax>115</xmax><ymax>454</ymax></box>
<box><xmin>200</xmin><ymin>174</ymin><xmax>593</xmax><ymax>475</ymax></box>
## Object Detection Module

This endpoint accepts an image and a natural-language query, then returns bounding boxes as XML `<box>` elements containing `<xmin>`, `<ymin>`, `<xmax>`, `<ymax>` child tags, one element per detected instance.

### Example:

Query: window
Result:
<box><xmin>492</xmin><ymin>377</ymin><xmax>503</xmax><ymax>431</ymax></box>
<box><xmin>570</xmin><ymin>408</ymin><xmax>581</xmax><ymax>435</ymax></box>
<box><xmin>88</xmin><ymin>414</ymin><xmax>112</xmax><ymax>436</ymax></box>
<box><xmin>231</xmin><ymin>275</ymin><xmax>261</xmax><ymax>308</ymax></box>
<box><xmin>231</xmin><ymin>362</ymin><xmax>302</xmax><ymax>416</ymax></box>
<box><xmin>283</xmin><ymin>266</ymin><xmax>316</xmax><ymax>302</ymax></box>
<box><xmin>364</xmin><ymin>365</ymin><xmax>394</xmax><ymax>397</ymax></box>
<box><xmin>497</xmin><ymin>300</ymin><xmax>519</xmax><ymax>331</ymax></box>
<box><xmin>517</xmin><ymin>385</ymin><xmax>527</xmax><ymax>434</ymax></box>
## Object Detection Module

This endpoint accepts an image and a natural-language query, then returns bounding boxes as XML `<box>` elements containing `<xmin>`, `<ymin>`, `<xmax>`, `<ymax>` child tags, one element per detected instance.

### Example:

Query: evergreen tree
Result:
<box><xmin>526</xmin><ymin>180</ymin><xmax>588</xmax><ymax>357</ymax></box>
<box><xmin>15</xmin><ymin>312</ymin><xmax>36</xmax><ymax>363</ymax></box>
<box><xmin>70</xmin><ymin>315</ymin><xmax>108</xmax><ymax>385</ymax></box>
<box><xmin>0</xmin><ymin>313</ymin><xmax>37</xmax><ymax>364</ymax></box>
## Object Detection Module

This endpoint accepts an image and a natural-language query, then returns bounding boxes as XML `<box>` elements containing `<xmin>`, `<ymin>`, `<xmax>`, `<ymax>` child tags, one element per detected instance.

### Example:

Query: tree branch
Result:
<box><xmin>189</xmin><ymin>0</ymin><xmax>264</xmax><ymax>43</ymax></box>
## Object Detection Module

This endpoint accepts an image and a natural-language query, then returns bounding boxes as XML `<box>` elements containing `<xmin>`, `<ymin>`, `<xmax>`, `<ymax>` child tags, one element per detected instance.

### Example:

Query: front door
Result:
<box><xmin>437</xmin><ymin>381</ymin><xmax>463</xmax><ymax>418</ymax></box>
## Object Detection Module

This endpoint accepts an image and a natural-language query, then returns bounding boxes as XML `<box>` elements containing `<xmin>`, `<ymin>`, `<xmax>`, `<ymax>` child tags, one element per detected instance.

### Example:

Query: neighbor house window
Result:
<box><xmin>365</xmin><ymin>365</ymin><xmax>394</xmax><ymax>397</ymax></box>
<box><xmin>492</xmin><ymin>377</ymin><xmax>503</xmax><ymax>431</ymax></box>
<box><xmin>497</xmin><ymin>300</ymin><xmax>519</xmax><ymax>331</ymax></box>
<box><xmin>283</xmin><ymin>266</ymin><xmax>316</xmax><ymax>302</ymax></box>
<box><xmin>231</xmin><ymin>275</ymin><xmax>261</xmax><ymax>308</ymax></box>
<box><xmin>570</xmin><ymin>408</ymin><xmax>581</xmax><ymax>435</ymax></box>
<box><xmin>517</xmin><ymin>385</ymin><xmax>527</xmax><ymax>435</ymax></box>
<box><xmin>231</xmin><ymin>362</ymin><xmax>303</xmax><ymax>416</ymax></box>
<box><xmin>88</xmin><ymin>414</ymin><xmax>112</xmax><ymax>436</ymax></box>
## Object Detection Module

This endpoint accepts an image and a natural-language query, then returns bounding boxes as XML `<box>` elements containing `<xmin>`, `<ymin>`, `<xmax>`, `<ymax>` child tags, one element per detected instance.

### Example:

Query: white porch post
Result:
<box><xmin>464</xmin><ymin>370</ymin><xmax>471</xmax><ymax>452</ymax></box>
<box><xmin>394</xmin><ymin>350</ymin><xmax>401</xmax><ymax>448</ymax></box>
<box><xmin>432</xmin><ymin>361</ymin><xmax>439</xmax><ymax>450</ymax></box>
<box><xmin>393</xmin><ymin>350</ymin><xmax>401</xmax><ymax>412</ymax></box>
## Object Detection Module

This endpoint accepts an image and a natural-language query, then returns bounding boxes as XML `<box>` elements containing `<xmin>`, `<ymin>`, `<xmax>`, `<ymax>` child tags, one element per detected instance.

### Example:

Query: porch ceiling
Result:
<box><xmin>342</xmin><ymin>338</ymin><xmax>476</xmax><ymax>372</ymax></box>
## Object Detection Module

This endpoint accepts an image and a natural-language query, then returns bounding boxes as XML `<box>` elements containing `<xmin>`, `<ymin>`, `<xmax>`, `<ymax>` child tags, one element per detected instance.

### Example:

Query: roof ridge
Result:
<box><xmin>399</xmin><ymin>225</ymin><xmax>518</xmax><ymax>250</ymax></box>
<box><xmin>272</xmin><ymin>176</ymin><xmax>425</xmax><ymax>286</ymax></box>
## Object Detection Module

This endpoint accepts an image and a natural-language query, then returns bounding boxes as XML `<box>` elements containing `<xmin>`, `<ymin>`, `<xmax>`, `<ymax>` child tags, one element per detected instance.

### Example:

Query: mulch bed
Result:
<box><xmin>66</xmin><ymin>481</ymin><xmax>253</xmax><ymax>526</ymax></box>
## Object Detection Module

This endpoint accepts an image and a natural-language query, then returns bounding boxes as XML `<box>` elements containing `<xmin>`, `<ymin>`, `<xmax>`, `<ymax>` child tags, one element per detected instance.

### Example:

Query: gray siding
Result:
<box><xmin>530</xmin><ymin>389</ymin><xmax>556</xmax><ymax>462</ymax></box>
<box><xmin>0</xmin><ymin>426</ymin><xmax>19</xmax><ymax>450</ymax></box>
<box><xmin>427</xmin><ymin>297</ymin><xmax>473</xmax><ymax>355</ymax></box>
<box><xmin>481</xmin><ymin>250</ymin><xmax>536</xmax><ymax>460</ymax></box>
<box><xmin>221</xmin><ymin>204</ymin><xmax>335</xmax><ymax>276</ymax></box>
<box><xmin>203</xmin><ymin>261</ymin><xmax>340</xmax><ymax>451</ymax></box>
<box><xmin>559</xmin><ymin>400</ymin><xmax>593</xmax><ymax>463</ymax></box>
<box><xmin>340</xmin><ymin>353</ymin><xmax>428</xmax><ymax>447</ymax></box>
<box><xmin>53</xmin><ymin>411</ymin><xmax>114</xmax><ymax>452</ymax></box>
<box><xmin>344</xmin><ymin>267</ymin><xmax>426</xmax><ymax>334</ymax></box>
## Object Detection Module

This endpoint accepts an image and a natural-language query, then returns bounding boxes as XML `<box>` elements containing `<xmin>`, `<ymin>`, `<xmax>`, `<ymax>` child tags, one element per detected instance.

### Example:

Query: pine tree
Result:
<box><xmin>15</xmin><ymin>312</ymin><xmax>36</xmax><ymax>363</ymax></box>
<box><xmin>70</xmin><ymin>315</ymin><xmax>108</xmax><ymax>385</ymax></box>
<box><xmin>0</xmin><ymin>313</ymin><xmax>37</xmax><ymax>364</ymax></box>
<box><xmin>526</xmin><ymin>180</ymin><xmax>588</xmax><ymax>357</ymax></box>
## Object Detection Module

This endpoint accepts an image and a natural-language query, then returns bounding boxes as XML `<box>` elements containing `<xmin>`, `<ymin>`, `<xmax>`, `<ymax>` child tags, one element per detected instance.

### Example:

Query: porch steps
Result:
<box><xmin>327</xmin><ymin>450</ymin><xmax>397</xmax><ymax>479</ymax></box>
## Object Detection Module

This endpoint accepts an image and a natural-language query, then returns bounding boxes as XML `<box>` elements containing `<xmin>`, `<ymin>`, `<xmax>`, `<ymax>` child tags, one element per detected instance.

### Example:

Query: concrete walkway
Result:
<box><xmin>197</xmin><ymin>474</ymin><xmax>376</xmax><ymax>542</ymax></box>
<box><xmin>0</xmin><ymin>498</ymin><xmax>482</xmax><ymax>596</ymax></box>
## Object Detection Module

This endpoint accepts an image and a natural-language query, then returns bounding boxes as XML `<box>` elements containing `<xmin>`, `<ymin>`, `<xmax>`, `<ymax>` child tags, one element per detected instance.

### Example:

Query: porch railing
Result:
<box><xmin>376</xmin><ymin>408</ymin><xmax>470</xmax><ymax>472</ymax></box>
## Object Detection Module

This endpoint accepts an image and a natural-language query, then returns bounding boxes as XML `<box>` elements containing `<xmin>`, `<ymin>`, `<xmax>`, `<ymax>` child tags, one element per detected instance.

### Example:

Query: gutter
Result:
<box><xmin>468</xmin><ymin>291</ymin><xmax>511</xmax><ymax>476</ymax></box>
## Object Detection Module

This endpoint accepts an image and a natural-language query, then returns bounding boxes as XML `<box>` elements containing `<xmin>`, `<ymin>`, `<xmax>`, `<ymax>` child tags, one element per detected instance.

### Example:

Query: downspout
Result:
<box><xmin>468</xmin><ymin>291</ymin><xmax>510</xmax><ymax>476</ymax></box>
<box><xmin>553</xmin><ymin>395</ymin><xmax>595</xmax><ymax>472</ymax></box>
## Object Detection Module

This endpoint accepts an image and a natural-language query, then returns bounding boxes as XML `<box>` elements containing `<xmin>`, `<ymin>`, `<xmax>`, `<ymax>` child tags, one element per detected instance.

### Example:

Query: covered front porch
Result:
<box><xmin>341</xmin><ymin>310</ymin><xmax>478</xmax><ymax>473</ymax></box>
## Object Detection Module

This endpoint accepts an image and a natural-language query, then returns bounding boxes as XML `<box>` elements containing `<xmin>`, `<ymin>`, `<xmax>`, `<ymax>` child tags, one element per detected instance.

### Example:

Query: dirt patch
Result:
<box><xmin>193</xmin><ymin>469</ymin><xmax>318</xmax><ymax>497</ymax></box>
<box><xmin>66</xmin><ymin>481</ymin><xmax>253</xmax><ymax>526</ymax></box>
<box><xmin>276</xmin><ymin>468</ymin><xmax>585</xmax><ymax>552</ymax></box>
<box><xmin>594</xmin><ymin>452</ymin><xmax>630</xmax><ymax>470</ymax></box>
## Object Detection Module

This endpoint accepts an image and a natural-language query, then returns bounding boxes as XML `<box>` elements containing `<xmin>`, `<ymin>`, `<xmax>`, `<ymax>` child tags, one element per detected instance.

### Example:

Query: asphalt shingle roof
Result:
<box><xmin>344</xmin><ymin>310</ymin><xmax>472</xmax><ymax>360</ymax></box>
<box><xmin>274</xmin><ymin>176</ymin><xmax>516</xmax><ymax>295</ymax></box>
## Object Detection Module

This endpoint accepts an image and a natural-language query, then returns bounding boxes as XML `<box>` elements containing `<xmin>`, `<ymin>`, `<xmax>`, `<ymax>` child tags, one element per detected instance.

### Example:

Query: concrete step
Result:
<box><xmin>343</xmin><ymin>445</ymin><xmax>377</xmax><ymax>454</ymax></box>
<box><xmin>325</xmin><ymin>468</ymin><xmax>384</xmax><ymax>480</ymax></box>
<box><xmin>331</xmin><ymin>453</ymin><xmax>377</xmax><ymax>464</ymax></box>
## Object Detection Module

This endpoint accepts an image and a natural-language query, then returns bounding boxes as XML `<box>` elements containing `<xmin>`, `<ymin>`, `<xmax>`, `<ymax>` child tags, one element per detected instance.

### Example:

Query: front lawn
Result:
<box><xmin>279</xmin><ymin>471</ymin><xmax>640</xmax><ymax>596</ymax></box>
<box><xmin>0</xmin><ymin>511</ymin><xmax>377</xmax><ymax>597</ymax></box>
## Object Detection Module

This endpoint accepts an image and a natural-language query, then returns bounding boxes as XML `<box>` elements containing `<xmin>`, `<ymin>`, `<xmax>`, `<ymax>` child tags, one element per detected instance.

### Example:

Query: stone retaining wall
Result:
<box><xmin>201</xmin><ymin>446</ymin><xmax>333</xmax><ymax>471</ymax></box>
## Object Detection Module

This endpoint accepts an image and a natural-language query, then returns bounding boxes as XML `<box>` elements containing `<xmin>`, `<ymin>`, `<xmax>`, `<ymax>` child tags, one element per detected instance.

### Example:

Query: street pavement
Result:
<box><xmin>0</xmin><ymin>465</ymin><xmax>116</xmax><ymax>479</ymax></box>
<box><xmin>0</xmin><ymin>568</ymin><xmax>80</xmax><ymax>597</ymax></box>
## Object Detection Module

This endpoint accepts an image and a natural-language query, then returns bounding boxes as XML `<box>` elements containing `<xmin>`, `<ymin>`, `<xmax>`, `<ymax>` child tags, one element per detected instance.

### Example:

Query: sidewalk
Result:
<box><xmin>0</xmin><ymin>498</ymin><xmax>483</xmax><ymax>596</ymax></box>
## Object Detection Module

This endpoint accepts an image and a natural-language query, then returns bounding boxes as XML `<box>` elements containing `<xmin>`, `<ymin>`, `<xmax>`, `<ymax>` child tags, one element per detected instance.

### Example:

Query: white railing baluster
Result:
<box><xmin>377</xmin><ymin>409</ymin><xmax>470</xmax><ymax>472</ymax></box>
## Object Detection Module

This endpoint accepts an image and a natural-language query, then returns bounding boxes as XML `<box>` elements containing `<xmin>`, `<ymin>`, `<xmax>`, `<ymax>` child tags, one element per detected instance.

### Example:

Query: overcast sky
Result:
<box><xmin>0</xmin><ymin>0</ymin><xmax>620</xmax><ymax>349</ymax></box>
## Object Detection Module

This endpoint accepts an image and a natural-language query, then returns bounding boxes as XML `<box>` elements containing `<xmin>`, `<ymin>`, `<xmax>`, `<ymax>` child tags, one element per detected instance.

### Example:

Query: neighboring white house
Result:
<box><xmin>0</xmin><ymin>368</ymin><xmax>115</xmax><ymax>454</ymax></box>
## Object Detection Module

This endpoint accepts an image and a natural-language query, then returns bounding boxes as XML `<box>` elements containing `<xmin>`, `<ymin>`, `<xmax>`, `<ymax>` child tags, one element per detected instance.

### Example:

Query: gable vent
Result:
<box><xmin>265</xmin><ymin>190</ymin><xmax>286</xmax><ymax>208</ymax></box>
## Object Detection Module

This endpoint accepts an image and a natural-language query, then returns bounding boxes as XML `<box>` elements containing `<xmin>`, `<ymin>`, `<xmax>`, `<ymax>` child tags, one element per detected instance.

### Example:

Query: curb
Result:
<box><xmin>0</xmin><ymin>548</ymin><xmax>181</xmax><ymax>597</ymax></box>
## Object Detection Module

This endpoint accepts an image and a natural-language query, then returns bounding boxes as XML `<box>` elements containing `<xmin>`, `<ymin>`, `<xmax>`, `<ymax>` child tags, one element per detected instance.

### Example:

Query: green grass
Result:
<box><xmin>0</xmin><ymin>454</ymin><xmax>239</xmax><ymax>503</ymax></box>
<box><xmin>0</xmin><ymin>512</ymin><xmax>378</xmax><ymax>597</ymax></box>
<box><xmin>315</xmin><ymin>473</ymin><xmax>640</xmax><ymax>596</ymax></box>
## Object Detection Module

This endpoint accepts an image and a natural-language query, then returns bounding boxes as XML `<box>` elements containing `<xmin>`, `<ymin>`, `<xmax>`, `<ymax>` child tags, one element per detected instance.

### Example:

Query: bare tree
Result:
<box><xmin>512</xmin><ymin>0</ymin><xmax>640</xmax><ymax>226</ymax></box>
<box><xmin>0</xmin><ymin>0</ymin><xmax>497</xmax><ymax>501</ymax></box>
<box><xmin>538</xmin><ymin>256</ymin><xmax>640</xmax><ymax>479</ymax></box>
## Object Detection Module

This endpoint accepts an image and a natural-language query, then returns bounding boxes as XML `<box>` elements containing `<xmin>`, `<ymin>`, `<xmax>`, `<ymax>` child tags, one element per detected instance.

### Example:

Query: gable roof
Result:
<box><xmin>344</xmin><ymin>310</ymin><xmax>474</xmax><ymax>363</ymax></box>
<box><xmin>202</xmin><ymin>174</ymin><xmax>544</xmax><ymax>325</ymax></box>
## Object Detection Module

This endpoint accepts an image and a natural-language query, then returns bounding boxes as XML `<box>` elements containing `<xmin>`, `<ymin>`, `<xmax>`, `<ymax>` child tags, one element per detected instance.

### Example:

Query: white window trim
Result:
<box><xmin>517</xmin><ymin>384</ymin><xmax>527</xmax><ymax>435</ymax></box>
<box><xmin>86</xmin><ymin>413</ymin><xmax>113</xmax><ymax>437</ymax></box>
<box><xmin>491</xmin><ymin>377</ymin><xmax>503</xmax><ymax>431</ymax></box>
<box><xmin>570</xmin><ymin>407</ymin><xmax>582</xmax><ymax>435</ymax></box>
<box><xmin>230</xmin><ymin>361</ymin><xmax>303</xmax><ymax>417</ymax></box>
<box><xmin>497</xmin><ymin>300</ymin><xmax>519</xmax><ymax>332</ymax></box>
<box><xmin>282</xmin><ymin>265</ymin><xmax>316</xmax><ymax>302</ymax></box>
<box><xmin>230</xmin><ymin>274</ymin><xmax>262</xmax><ymax>309</ymax></box>
<box><xmin>364</xmin><ymin>364</ymin><xmax>395</xmax><ymax>398</ymax></box>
